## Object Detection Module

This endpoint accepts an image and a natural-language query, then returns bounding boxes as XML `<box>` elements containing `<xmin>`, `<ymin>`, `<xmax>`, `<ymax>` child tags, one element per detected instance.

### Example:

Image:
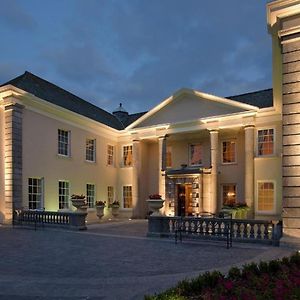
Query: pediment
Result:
<box><xmin>129</xmin><ymin>89</ymin><xmax>257</xmax><ymax>129</ymax></box>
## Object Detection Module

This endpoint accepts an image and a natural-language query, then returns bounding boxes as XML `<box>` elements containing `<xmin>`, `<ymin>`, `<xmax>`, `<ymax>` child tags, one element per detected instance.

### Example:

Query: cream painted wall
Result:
<box><xmin>22</xmin><ymin>108</ymin><xmax>118</xmax><ymax>211</ymax></box>
<box><xmin>0</xmin><ymin>108</ymin><xmax>5</xmax><ymax>222</ymax></box>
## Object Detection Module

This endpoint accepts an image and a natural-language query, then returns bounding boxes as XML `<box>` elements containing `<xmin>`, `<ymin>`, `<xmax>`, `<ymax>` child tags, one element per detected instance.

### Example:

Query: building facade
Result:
<box><xmin>0</xmin><ymin>0</ymin><xmax>299</xmax><ymax>238</ymax></box>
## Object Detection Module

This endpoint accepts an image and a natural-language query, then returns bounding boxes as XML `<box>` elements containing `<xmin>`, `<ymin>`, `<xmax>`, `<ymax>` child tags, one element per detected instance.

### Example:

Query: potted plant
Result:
<box><xmin>236</xmin><ymin>203</ymin><xmax>250</xmax><ymax>219</ymax></box>
<box><xmin>71</xmin><ymin>194</ymin><xmax>88</xmax><ymax>212</ymax></box>
<box><xmin>147</xmin><ymin>194</ymin><xmax>165</xmax><ymax>216</ymax></box>
<box><xmin>221</xmin><ymin>203</ymin><xmax>237</xmax><ymax>219</ymax></box>
<box><xmin>109</xmin><ymin>201</ymin><xmax>120</xmax><ymax>217</ymax></box>
<box><xmin>95</xmin><ymin>200</ymin><xmax>106</xmax><ymax>219</ymax></box>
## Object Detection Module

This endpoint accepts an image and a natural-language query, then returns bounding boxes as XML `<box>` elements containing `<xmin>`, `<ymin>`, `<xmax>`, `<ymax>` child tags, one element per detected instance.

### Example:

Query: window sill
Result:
<box><xmin>121</xmin><ymin>165</ymin><xmax>133</xmax><ymax>169</ymax></box>
<box><xmin>221</xmin><ymin>162</ymin><xmax>237</xmax><ymax>166</ymax></box>
<box><xmin>85</xmin><ymin>160</ymin><xmax>96</xmax><ymax>164</ymax></box>
<box><xmin>106</xmin><ymin>164</ymin><xmax>116</xmax><ymax>168</ymax></box>
<box><xmin>56</xmin><ymin>154</ymin><xmax>72</xmax><ymax>160</ymax></box>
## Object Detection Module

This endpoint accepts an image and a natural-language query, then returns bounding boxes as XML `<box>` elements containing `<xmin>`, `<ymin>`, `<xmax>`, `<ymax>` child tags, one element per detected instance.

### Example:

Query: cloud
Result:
<box><xmin>0</xmin><ymin>0</ymin><xmax>36</xmax><ymax>31</ymax></box>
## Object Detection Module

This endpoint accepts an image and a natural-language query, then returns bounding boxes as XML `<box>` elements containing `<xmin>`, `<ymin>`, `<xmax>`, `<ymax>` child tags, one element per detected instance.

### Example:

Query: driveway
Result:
<box><xmin>0</xmin><ymin>220</ymin><xmax>295</xmax><ymax>300</ymax></box>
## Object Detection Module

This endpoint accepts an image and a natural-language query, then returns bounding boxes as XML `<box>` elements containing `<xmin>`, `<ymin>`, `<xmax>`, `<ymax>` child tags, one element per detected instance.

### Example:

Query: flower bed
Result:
<box><xmin>145</xmin><ymin>252</ymin><xmax>300</xmax><ymax>300</ymax></box>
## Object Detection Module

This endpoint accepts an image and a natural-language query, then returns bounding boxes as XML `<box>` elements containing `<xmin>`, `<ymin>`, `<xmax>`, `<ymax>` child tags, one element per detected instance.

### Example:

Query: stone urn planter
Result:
<box><xmin>109</xmin><ymin>201</ymin><xmax>120</xmax><ymax>217</ymax></box>
<box><xmin>147</xmin><ymin>197</ymin><xmax>165</xmax><ymax>216</ymax></box>
<box><xmin>71</xmin><ymin>195</ymin><xmax>88</xmax><ymax>212</ymax></box>
<box><xmin>95</xmin><ymin>201</ymin><xmax>106</xmax><ymax>219</ymax></box>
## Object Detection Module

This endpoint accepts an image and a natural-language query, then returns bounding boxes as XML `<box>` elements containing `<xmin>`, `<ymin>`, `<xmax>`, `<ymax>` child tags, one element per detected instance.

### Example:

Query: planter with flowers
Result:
<box><xmin>147</xmin><ymin>194</ymin><xmax>165</xmax><ymax>216</ymax></box>
<box><xmin>221</xmin><ymin>203</ymin><xmax>250</xmax><ymax>219</ymax></box>
<box><xmin>109</xmin><ymin>201</ymin><xmax>120</xmax><ymax>217</ymax></box>
<box><xmin>95</xmin><ymin>200</ymin><xmax>106</xmax><ymax>219</ymax></box>
<box><xmin>71</xmin><ymin>194</ymin><xmax>88</xmax><ymax>212</ymax></box>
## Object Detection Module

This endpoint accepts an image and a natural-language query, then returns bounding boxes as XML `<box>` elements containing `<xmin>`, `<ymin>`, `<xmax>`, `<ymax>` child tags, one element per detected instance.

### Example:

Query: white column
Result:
<box><xmin>132</xmin><ymin>139</ymin><xmax>141</xmax><ymax>218</ymax></box>
<box><xmin>210</xmin><ymin>130</ymin><xmax>219</xmax><ymax>214</ymax></box>
<box><xmin>158</xmin><ymin>136</ymin><xmax>166</xmax><ymax>198</ymax></box>
<box><xmin>244</xmin><ymin>125</ymin><xmax>255</xmax><ymax>218</ymax></box>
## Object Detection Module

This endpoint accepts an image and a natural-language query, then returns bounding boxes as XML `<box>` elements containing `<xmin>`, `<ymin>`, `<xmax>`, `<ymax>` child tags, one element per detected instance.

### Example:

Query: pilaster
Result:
<box><xmin>4</xmin><ymin>103</ymin><xmax>24</xmax><ymax>223</ymax></box>
<box><xmin>209</xmin><ymin>130</ymin><xmax>218</xmax><ymax>213</ymax></box>
<box><xmin>244</xmin><ymin>125</ymin><xmax>255</xmax><ymax>218</ymax></box>
<box><xmin>158</xmin><ymin>136</ymin><xmax>166</xmax><ymax>201</ymax></box>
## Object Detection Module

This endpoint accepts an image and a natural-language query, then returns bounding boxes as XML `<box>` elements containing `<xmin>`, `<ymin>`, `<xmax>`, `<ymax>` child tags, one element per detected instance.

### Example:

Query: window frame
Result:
<box><xmin>221</xmin><ymin>140</ymin><xmax>237</xmax><ymax>165</ymax></box>
<box><xmin>58</xmin><ymin>180</ymin><xmax>70</xmax><ymax>210</ymax></box>
<box><xmin>256</xmin><ymin>180</ymin><xmax>276</xmax><ymax>214</ymax></box>
<box><xmin>122</xmin><ymin>145</ymin><xmax>133</xmax><ymax>167</ymax></box>
<box><xmin>58</xmin><ymin>129</ymin><xmax>71</xmax><ymax>157</ymax></box>
<box><xmin>107</xmin><ymin>186</ymin><xmax>114</xmax><ymax>205</ymax></box>
<box><xmin>188</xmin><ymin>143</ymin><xmax>203</xmax><ymax>167</ymax></box>
<box><xmin>222</xmin><ymin>184</ymin><xmax>237</xmax><ymax>206</ymax></box>
<box><xmin>256</xmin><ymin>127</ymin><xmax>275</xmax><ymax>157</ymax></box>
<box><xmin>107</xmin><ymin>144</ymin><xmax>114</xmax><ymax>166</ymax></box>
<box><xmin>122</xmin><ymin>185</ymin><xmax>133</xmax><ymax>209</ymax></box>
<box><xmin>28</xmin><ymin>177</ymin><xmax>44</xmax><ymax>210</ymax></box>
<box><xmin>86</xmin><ymin>183</ymin><xmax>96</xmax><ymax>209</ymax></box>
<box><xmin>85</xmin><ymin>138</ymin><xmax>96</xmax><ymax>162</ymax></box>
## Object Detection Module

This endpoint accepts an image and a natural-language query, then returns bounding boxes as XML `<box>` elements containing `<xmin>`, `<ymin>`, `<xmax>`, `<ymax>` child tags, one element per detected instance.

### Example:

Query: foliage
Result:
<box><xmin>109</xmin><ymin>201</ymin><xmax>120</xmax><ymax>208</ymax></box>
<box><xmin>145</xmin><ymin>252</ymin><xmax>300</xmax><ymax>300</ymax></box>
<box><xmin>71</xmin><ymin>194</ymin><xmax>85</xmax><ymax>199</ymax></box>
<box><xmin>149</xmin><ymin>194</ymin><xmax>162</xmax><ymax>199</ymax></box>
<box><xmin>95</xmin><ymin>200</ymin><xmax>106</xmax><ymax>207</ymax></box>
<box><xmin>222</xmin><ymin>203</ymin><xmax>249</xmax><ymax>210</ymax></box>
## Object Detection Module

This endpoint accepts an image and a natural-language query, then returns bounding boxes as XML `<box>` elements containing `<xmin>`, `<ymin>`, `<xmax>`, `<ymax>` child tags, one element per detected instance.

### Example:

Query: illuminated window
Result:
<box><xmin>86</xmin><ymin>184</ymin><xmax>95</xmax><ymax>208</ymax></box>
<box><xmin>257</xmin><ymin>182</ymin><xmax>274</xmax><ymax>212</ymax></box>
<box><xmin>258</xmin><ymin>129</ymin><xmax>274</xmax><ymax>156</ymax></box>
<box><xmin>107</xmin><ymin>145</ymin><xmax>114</xmax><ymax>166</ymax></box>
<box><xmin>108</xmin><ymin>186</ymin><xmax>114</xmax><ymax>205</ymax></box>
<box><xmin>86</xmin><ymin>139</ymin><xmax>96</xmax><ymax>162</ymax></box>
<box><xmin>222</xmin><ymin>141</ymin><xmax>236</xmax><ymax>163</ymax></box>
<box><xmin>58</xmin><ymin>129</ymin><xmax>70</xmax><ymax>156</ymax></box>
<box><xmin>222</xmin><ymin>184</ymin><xmax>236</xmax><ymax>206</ymax></box>
<box><xmin>59</xmin><ymin>180</ymin><xmax>69</xmax><ymax>209</ymax></box>
<box><xmin>166</xmin><ymin>146</ymin><xmax>172</xmax><ymax>168</ymax></box>
<box><xmin>189</xmin><ymin>144</ymin><xmax>202</xmax><ymax>166</ymax></box>
<box><xmin>123</xmin><ymin>186</ymin><xmax>132</xmax><ymax>208</ymax></box>
<box><xmin>123</xmin><ymin>145</ymin><xmax>133</xmax><ymax>167</ymax></box>
<box><xmin>28</xmin><ymin>178</ymin><xmax>43</xmax><ymax>210</ymax></box>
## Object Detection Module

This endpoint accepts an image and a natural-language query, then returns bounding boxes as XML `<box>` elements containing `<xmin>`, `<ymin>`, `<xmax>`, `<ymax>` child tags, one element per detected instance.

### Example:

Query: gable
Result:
<box><xmin>133</xmin><ymin>92</ymin><xmax>252</xmax><ymax>129</ymax></box>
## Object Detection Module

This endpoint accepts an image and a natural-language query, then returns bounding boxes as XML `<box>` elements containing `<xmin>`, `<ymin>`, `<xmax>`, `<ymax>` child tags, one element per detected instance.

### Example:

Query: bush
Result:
<box><xmin>145</xmin><ymin>252</ymin><xmax>300</xmax><ymax>300</ymax></box>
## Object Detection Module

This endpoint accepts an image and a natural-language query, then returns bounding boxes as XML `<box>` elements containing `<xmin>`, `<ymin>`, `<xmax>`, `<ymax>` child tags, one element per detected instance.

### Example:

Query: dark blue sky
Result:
<box><xmin>0</xmin><ymin>0</ymin><xmax>271</xmax><ymax>114</ymax></box>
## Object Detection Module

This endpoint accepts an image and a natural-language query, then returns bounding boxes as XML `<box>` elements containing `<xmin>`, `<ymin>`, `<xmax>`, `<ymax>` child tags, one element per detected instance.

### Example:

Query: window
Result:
<box><xmin>222</xmin><ymin>141</ymin><xmax>236</xmax><ymax>164</ymax></box>
<box><xmin>86</xmin><ymin>184</ymin><xmax>95</xmax><ymax>208</ymax></box>
<box><xmin>222</xmin><ymin>184</ymin><xmax>236</xmax><ymax>206</ymax></box>
<box><xmin>59</xmin><ymin>180</ymin><xmax>70</xmax><ymax>209</ymax></box>
<box><xmin>123</xmin><ymin>186</ymin><xmax>132</xmax><ymax>208</ymax></box>
<box><xmin>58</xmin><ymin>129</ymin><xmax>70</xmax><ymax>156</ymax></box>
<box><xmin>166</xmin><ymin>146</ymin><xmax>172</xmax><ymax>168</ymax></box>
<box><xmin>123</xmin><ymin>145</ymin><xmax>133</xmax><ymax>167</ymax></box>
<box><xmin>28</xmin><ymin>178</ymin><xmax>43</xmax><ymax>210</ymax></box>
<box><xmin>258</xmin><ymin>129</ymin><xmax>274</xmax><ymax>156</ymax></box>
<box><xmin>86</xmin><ymin>139</ymin><xmax>96</xmax><ymax>162</ymax></box>
<box><xmin>189</xmin><ymin>144</ymin><xmax>202</xmax><ymax>166</ymax></box>
<box><xmin>108</xmin><ymin>186</ymin><xmax>114</xmax><ymax>205</ymax></box>
<box><xmin>257</xmin><ymin>181</ymin><xmax>274</xmax><ymax>212</ymax></box>
<box><xmin>107</xmin><ymin>145</ymin><xmax>114</xmax><ymax>166</ymax></box>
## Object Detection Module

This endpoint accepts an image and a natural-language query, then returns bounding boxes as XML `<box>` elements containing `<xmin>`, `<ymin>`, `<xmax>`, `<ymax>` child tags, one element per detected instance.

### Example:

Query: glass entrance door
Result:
<box><xmin>177</xmin><ymin>184</ymin><xmax>193</xmax><ymax>216</ymax></box>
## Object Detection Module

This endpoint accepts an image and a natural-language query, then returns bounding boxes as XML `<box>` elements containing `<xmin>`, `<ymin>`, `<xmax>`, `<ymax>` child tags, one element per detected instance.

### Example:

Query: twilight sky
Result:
<box><xmin>0</xmin><ymin>0</ymin><xmax>271</xmax><ymax>114</ymax></box>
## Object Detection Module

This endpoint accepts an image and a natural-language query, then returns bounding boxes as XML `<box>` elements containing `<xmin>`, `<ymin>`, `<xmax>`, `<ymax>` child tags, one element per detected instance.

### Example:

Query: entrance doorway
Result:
<box><xmin>177</xmin><ymin>184</ymin><xmax>192</xmax><ymax>217</ymax></box>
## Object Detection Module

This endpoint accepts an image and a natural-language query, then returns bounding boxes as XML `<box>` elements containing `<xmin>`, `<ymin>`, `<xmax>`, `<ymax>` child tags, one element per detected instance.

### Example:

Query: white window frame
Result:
<box><xmin>107</xmin><ymin>186</ymin><xmax>114</xmax><ymax>205</ymax></box>
<box><xmin>107</xmin><ymin>145</ymin><xmax>114</xmax><ymax>166</ymax></box>
<box><xmin>58</xmin><ymin>180</ymin><xmax>70</xmax><ymax>210</ymax></box>
<box><xmin>28</xmin><ymin>177</ymin><xmax>44</xmax><ymax>210</ymax></box>
<box><xmin>86</xmin><ymin>183</ymin><xmax>96</xmax><ymax>208</ymax></box>
<box><xmin>58</xmin><ymin>129</ymin><xmax>71</xmax><ymax>157</ymax></box>
<box><xmin>122</xmin><ymin>185</ymin><xmax>133</xmax><ymax>209</ymax></box>
<box><xmin>86</xmin><ymin>138</ymin><xmax>96</xmax><ymax>162</ymax></box>
<box><xmin>122</xmin><ymin>145</ymin><xmax>133</xmax><ymax>167</ymax></box>
<box><xmin>188</xmin><ymin>143</ymin><xmax>202</xmax><ymax>167</ymax></box>
<box><xmin>221</xmin><ymin>140</ymin><xmax>237</xmax><ymax>165</ymax></box>
<box><xmin>256</xmin><ymin>180</ymin><xmax>276</xmax><ymax>215</ymax></box>
<box><xmin>222</xmin><ymin>184</ymin><xmax>237</xmax><ymax>206</ymax></box>
<box><xmin>256</xmin><ymin>127</ymin><xmax>275</xmax><ymax>157</ymax></box>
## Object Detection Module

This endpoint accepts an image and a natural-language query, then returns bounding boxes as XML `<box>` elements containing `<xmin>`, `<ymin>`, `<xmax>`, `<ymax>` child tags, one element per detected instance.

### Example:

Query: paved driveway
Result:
<box><xmin>0</xmin><ymin>220</ymin><xmax>295</xmax><ymax>300</ymax></box>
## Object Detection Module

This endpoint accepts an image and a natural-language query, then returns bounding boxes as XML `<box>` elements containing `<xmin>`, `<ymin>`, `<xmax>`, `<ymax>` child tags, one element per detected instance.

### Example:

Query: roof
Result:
<box><xmin>226</xmin><ymin>88</ymin><xmax>273</xmax><ymax>108</ymax></box>
<box><xmin>1</xmin><ymin>71</ymin><xmax>124</xmax><ymax>130</ymax></box>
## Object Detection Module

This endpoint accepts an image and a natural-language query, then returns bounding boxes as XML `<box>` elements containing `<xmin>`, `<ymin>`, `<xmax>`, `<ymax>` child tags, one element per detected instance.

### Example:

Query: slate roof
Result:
<box><xmin>1</xmin><ymin>71</ymin><xmax>273</xmax><ymax>131</ymax></box>
<box><xmin>1</xmin><ymin>71</ymin><xmax>124</xmax><ymax>130</ymax></box>
<box><xmin>226</xmin><ymin>88</ymin><xmax>273</xmax><ymax>108</ymax></box>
